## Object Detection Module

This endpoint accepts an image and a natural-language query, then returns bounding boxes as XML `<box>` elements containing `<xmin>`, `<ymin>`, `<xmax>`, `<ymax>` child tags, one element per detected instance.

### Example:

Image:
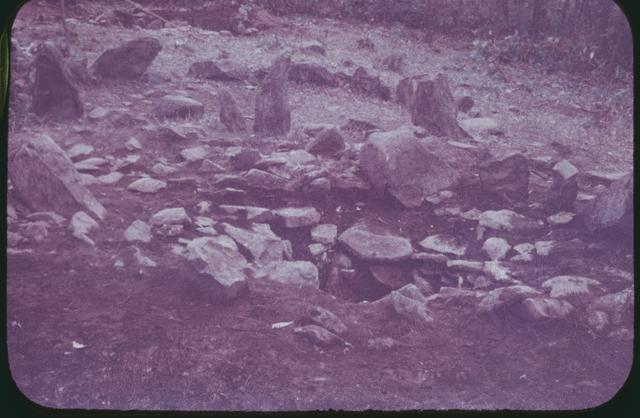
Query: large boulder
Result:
<box><xmin>185</xmin><ymin>236</ymin><xmax>250</xmax><ymax>301</ymax></box>
<box><xmin>9</xmin><ymin>135</ymin><xmax>106</xmax><ymax>221</ymax></box>
<box><xmin>410</xmin><ymin>74</ymin><xmax>470</xmax><ymax>138</ymax></box>
<box><xmin>31</xmin><ymin>43</ymin><xmax>83</xmax><ymax>121</ymax></box>
<box><xmin>359</xmin><ymin>127</ymin><xmax>469</xmax><ymax>207</ymax></box>
<box><xmin>218</xmin><ymin>89</ymin><xmax>246</xmax><ymax>132</ymax></box>
<box><xmin>91</xmin><ymin>37</ymin><xmax>162</xmax><ymax>79</ymax></box>
<box><xmin>396</xmin><ymin>74</ymin><xmax>429</xmax><ymax>108</ymax></box>
<box><xmin>305</xmin><ymin>127</ymin><xmax>345</xmax><ymax>156</ymax></box>
<box><xmin>580</xmin><ymin>173</ymin><xmax>633</xmax><ymax>233</ymax></box>
<box><xmin>254</xmin><ymin>54</ymin><xmax>291</xmax><ymax>136</ymax></box>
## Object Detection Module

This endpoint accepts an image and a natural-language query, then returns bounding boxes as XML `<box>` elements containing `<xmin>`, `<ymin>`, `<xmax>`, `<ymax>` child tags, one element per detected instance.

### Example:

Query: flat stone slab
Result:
<box><xmin>338</xmin><ymin>224</ymin><xmax>413</xmax><ymax>262</ymax></box>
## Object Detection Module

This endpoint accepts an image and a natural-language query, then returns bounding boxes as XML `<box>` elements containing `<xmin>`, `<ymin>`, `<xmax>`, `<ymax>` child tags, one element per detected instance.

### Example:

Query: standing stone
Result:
<box><xmin>9</xmin><ymin>135</ymin><xmax>106</xmax><ymax>221</ymax></box>
<box><xmin>218</xmin><ymin>90</ymin><xmax>246</xmax><ymax>132</ymax></box>
<box><xmin>254</xmin><ymin>54</ymin><xmax>291</xmax><ymax>136</ymax></box>
<box><xmin>396</xmin><ymin>74</ymin><xmax>429</xmax><ymax>108</ymax></box>
<box><xmin>91</xmin><ymin>37</ymin><xmax>162</xmax><ymax>80</ymax></box>
<box><xmin>411</xmin><ymin>74</ymin><xmax>470</xmax><ymax>138</ymax></box>
<box><xmin>547</xmin><ymin>159</ymin><xmax>579</xmax><ymax>211</ymax></box>
<box><xmin>359</xmin><ymin>127</ymin><xmax>466</xmax><ymax>207</ymax></box>
<box><xmin>478</xmin><ymin>152</ymin><xmax>530</xmax><ymax>200</ymax></box>
<box><xmin>580</xmin><ymin>173</ymin><xmax>633</xmax><ymax>233</ymax></box>
<box><xmin>31</xmin><ymin>43</ymin><xmax>83</xmax><ymax>120</ymax></box>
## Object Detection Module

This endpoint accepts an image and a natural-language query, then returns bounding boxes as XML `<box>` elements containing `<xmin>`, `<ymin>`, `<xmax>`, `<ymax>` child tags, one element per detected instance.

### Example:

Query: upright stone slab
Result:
<box><xmin>9</xmin><ymin>135</ymin><xmax>106</xmax><ymax>221</ymax></box>
<box><xmin>91</xmin><ymin>37</ymin><xmax>162</xmax><ymax>79</ymax></box>
<box><xmin>410</xmin><ymin>74</ymin><xmax>470</xmax><ymax>138</ymax></box>
<box><xmin>31</xmin><ymin>43</ymin><xmax>83</xmax><ymax>121</ymax></box>
<box><xmin>580</xmin><ymin>173</ymin><xmax>633</xmax><ymax>232</ymax></box>
<box><xmin>254</xmin><ymin>54</ymin><xmax>291</xmax><ymax>136</ymax></box>
<box><xmin>218</xmin><ymin>89</ymin><xmax>246</xmax><ymax>132</ymax></box>
<box><xmin>396</xmin><ymin>74</ymin><xmax>429</xmax><ymax>108</ymax></box>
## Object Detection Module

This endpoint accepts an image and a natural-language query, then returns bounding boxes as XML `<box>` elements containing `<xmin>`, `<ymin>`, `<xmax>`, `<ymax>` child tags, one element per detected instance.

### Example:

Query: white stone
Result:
<box><xmin>149</xmin><ymin>207</ymin><xmax>191</xmax><ymax>225</ymax></box>
<box><xmin>127</xmin><ymin>177</ymin><xmax>167</xmax><ymax>193</ymax></box>
<box><xmin>418</xmin><ymin>234</ymin><xmax>466</xmax><ymax>256</ymax></box>
<box><xmin>310</xmin><ymin>223</ymin><xmax>338</xmax><ymax>245</ymax></box>
<box><xmin>124</xmin><ymin>220</ymin><xmax>152</xmax><ymax>243</ymax></box>
<box><xmin>482</xmin><ymin>237</ymin><xmax>511</xmax><ymax>260</ymax></box>
<box><xmin>69</xmin><ymin>211</ymin><xmax>98</xmax><ymax>245</ymax></box>
<box><xmin>542</xmin><ymin>276</ymin><xmax>602</xmax><ymax>299</ymax></box>
<box><xmin>275</xmin><ymin>207</ymin><xmax>321</xmax><ymax>228</ymax></box>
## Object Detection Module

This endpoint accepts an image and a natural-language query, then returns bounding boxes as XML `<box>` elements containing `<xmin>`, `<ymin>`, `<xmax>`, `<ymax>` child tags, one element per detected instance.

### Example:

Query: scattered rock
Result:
<box><xmin>275</xmin><ymin>207</ymin><xmax>321</xmax><ymax>227</ymax></box>
<box><xmin>155</xmin><ymin>94</ymin><xmax>204</xmax><ymax>120</ymax></box>
<box><xmin>349</xmin><ymin>67</ymin><xmax>391</xmax><ymax>100</ymax></box>
<box><xmin>227</xmin><ymin>147</ymin><xmax>261</xmax><ymax>170</ymax></box>
<box><xmin>369</xmin><ymin>265</ymin><xmax>409</xmax><ymax>289</ymax></box>
<box><xmin>410</xmin><ymin>74</ymin><xmax>469</xmax><ymax>138</ymax></box>
<box><xmin>31</xmin><ymin>43</ymin><xmax>83</xmax><ymax>120</ymax></box>
<box><xmin>584</xmin><ymin>310</ymin><xmax>610</xmax><ymax>334</ymax></box>
<box><xmin>308</xmin><ymin>243</ymin><xmax>327</xmax><ymax>256</ymax></box>
<box><xmin>127</xmin><ymin>177</ymin><xmax>167</xmax><ymax>193</ymax></box>
<box><xmin>446</xmin><ymin>259</ymin><xmax>484</xmax><ymax>273</ymax></box>
<box><xmin>306</xmin><ymin>127</ymin><xmax>345</xmax><ymax>156</ymax></box>
<box><xmin>418</xmin><ymin>234</ymin><xmax>467</xmax><ymax>256</ymax></box>
<box><xmin>221</xmin><ymin>223</ymin><xmax>289</xmax><ymax>265</ymax></box>
<box><xmin>310</xmin><ymin>223</ymin><xmax>338</xmax><ymax>245</ymax></box>
<box><xmin>149</xmin><ymin>207</ymin><xmax>191</xmax><ymax>226</ymax></box>
<box><xmin>98</xmin><ymin>171</ymin><xmax>124</xmax><ymax>184</ymax></box>
<box><xmin>289</xmin><ymin>62</ymin><xmax>338</xmax><ymax>87</ymax></box>
<box><xmin>478</xmin><ymin>152</ymin><xmax>529</xmax><ymax>200</ymax></box>
<box><xmin>459</xmin><ymin>117</ymin><xmax>502</xmax><ymax>136</ymax></box>
<box><xmin>306</xmin><ymin>306</ymin><xmax>347</xmax><ymax>335</ymax></box>
<box><xmin>218</xmin><ymin>89</ymin><xmax>246</xmax><ymax>132</ymax></box>
<box><xmin>124</xmin><ymin>220</ymin><xmax>152</xmax><ymax>243</ymax></box>
<box><xmin>293</xmin><ymin>325</ymin><xmax>345</xmax><ymax>347</ymax></box>
<box><xmin>69</xmin><ymin>211</ymin><xmax>99</xmax><ymax>245</ymax></box>
<box><xmin>254</xmin><ymin>261</ymin><xmax>319</xmax><ymax>287</ymax></box>
<box><xmin>125</xmin><ymin>137</ymin><xmax>142</xmax><ymax>151</ymax></box>
<box><xmin>187</xmin><ymin>60</ymin><xmax>244</xmax><ymax>81</ymax></box>
<box><xmin>305</xmin><ymin>177</ymin><xmax>331</xmax><ymax>197</ymax></box>
<box><xmin>580</xmin><ymin>173</ymin><xmax>632</xmax><ymax>233</ymax></box>
<box><xmin>185</xmin><ymin>236</ymin><xmax>250</xmax><ymax>301</ymax></box>
<box><xmin>479</xmin><ymin>209</ymin><xmax>543</xmax><ymax>232</ymax></box>
<box><xmin>456</xmin><ymin>95</ymin><xmax>474</xmax><ymax>113</ymax></box>
<box><xmin>482</xmin><ymin>237</ymin><xmax>511</xmax><ymax>261</ymax></box>
<box><xmin>151</xmin><ymin>162</ymin><xmax>179</xmax><ymax>176</ymax></box>
<box><xmin>180</xmin><ymin>146</ymin><xmax>209</xmax><ymax>163</ymax></box>
<box><xmin>199</xmin><ymin>159</ymin><xmax>226</xmax><ymax>173</ymax></box>
<box><xmin>477</xmin><ymin>285</ymin><xmax>543</xmax><ymax>314</ymax></box>
<box><xmin>541</xmin><ymin>276</ymin><xmax>603</xmax><ymax>301</ymax></box>
<box><xmin>359</xmin><ymin>127</ymin><xmax>466</xmax><ymax>207</ymax></box>
<box><xmin>339</xmin><ymin>224</ymin><xmax>413</xmax><ymax>262</ymax></box>
<box><xmin>133</xmin><ymin>246</ymin><xmax>157</xmax><ymax>268</ymax></box>
<box><xmin>219</xmin><ymin>205</ymin><xmax>273</xmax><ymax>223</ymax></box>
<box><xmin>367</xmin><ymin>337</ymin><xmax>401</xmax><ymax>351</ymax></box>
<box><xmin>67</xmin><ymin>144</ymin><xmax>94</xmax><ymax>160</ymax></box>
<box><xmin>254</xmin><ymin>54</ymin><xmax>291</xmax><ymax>136</ymax></box>
<box><xmin>546</xmin><ymin>211</ymin><xmax>575</xmax><ymax>225</ymax></box>
<box><xmin>587</xmin><ymin>289</ymin><xmax>633</xmax><ymax>326</ymax></box>
<box><xmin>22</xmin><ymin>221</ymin><xmax>48</xmax><ymax>242</ymax></box>
<box><xmin>514</xmin><ymin>298</ymin><xmax>575</xmax><ymax>321</ymax></box>
<box><xmin>299</xmin><ymin>40</ymin><xmax>326</xmax><ymax>55</ymax></box>
<box><xmin>10</xmin><ymin>135</ymin><xmax>106</xmax><ymax>221</ymax></box>
<box><xmin>389</xmin><ymin>291</ymin><xmax>433</xmax><ymax>324</ymax></box>
<box><xmin>607</xmin><ymin>328</ymin><xmax>633</xmax><ymax>342</ymax></box>
<box><xmin>91</xmin><ymin>37</ymin><xmax>161</xmax><ymax>79</ymax></box>
<box><xmin>381</xmin><ymin>53</ymin><xmax>404</xmax><ymax>72</ymax></box>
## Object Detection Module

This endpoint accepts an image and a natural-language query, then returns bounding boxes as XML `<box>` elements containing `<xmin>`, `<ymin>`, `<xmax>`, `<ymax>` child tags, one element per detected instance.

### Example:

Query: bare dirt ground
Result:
<box><xmin>6</xmin><ymin>0</ymin><xmax>634</xmax><ymax>412</ymax></box>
